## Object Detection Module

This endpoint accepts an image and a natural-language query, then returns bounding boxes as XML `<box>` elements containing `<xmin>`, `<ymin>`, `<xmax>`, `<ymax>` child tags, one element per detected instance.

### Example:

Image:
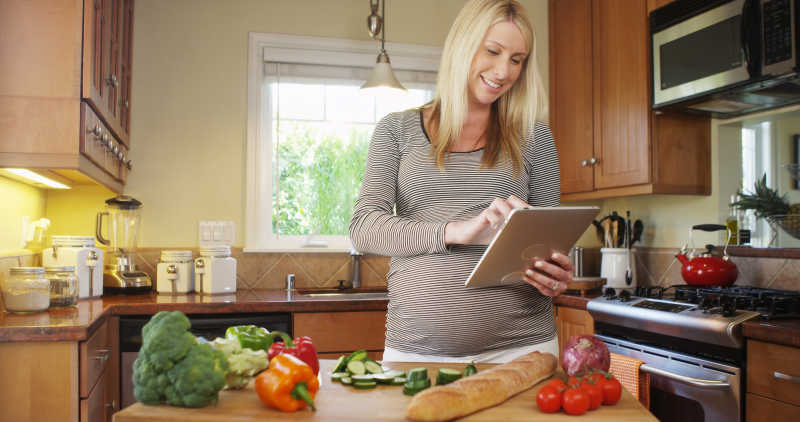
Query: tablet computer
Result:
<box><xmin>465</xmin><ymin>206</ymin><xmax>600</xmax><ymax>288</ymax></box>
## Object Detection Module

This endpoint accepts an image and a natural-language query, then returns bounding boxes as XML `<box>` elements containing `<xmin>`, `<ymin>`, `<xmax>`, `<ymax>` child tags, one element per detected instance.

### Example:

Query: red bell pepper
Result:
<box><xmin>268</xmin><ymin>332</ymin><xmax>320</xmax><ymax>375</ymax></box>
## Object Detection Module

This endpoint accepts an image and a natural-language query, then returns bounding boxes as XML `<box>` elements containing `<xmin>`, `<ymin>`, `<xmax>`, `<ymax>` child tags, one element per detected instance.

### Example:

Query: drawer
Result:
<box><xmin>746</xmin><ymin>393</ymin><xmax>800</xmax><ymax>421</ymax></box>
<box><xmin>293</xmin><ymin>311</ymin><xmax>386</xmax><ymax>353</ymax></box>
<box><xmin>80</xmin><ymin>319</ymin><xmax>111</xmax><ymax>398</ymax></box>
<box><xmin>80</xmin><ymin>102</ymin><xmax>128</xmax><ymax>182</ymax></box>
<box><xmin>747</xmin><ymin>340</ymin><xmax>800</xmax><ymax>407</ymax></box>
<box><xmin>80</xmin><ymin>371</ymin><xmax>106</xmax><ymax>422</ymax></box>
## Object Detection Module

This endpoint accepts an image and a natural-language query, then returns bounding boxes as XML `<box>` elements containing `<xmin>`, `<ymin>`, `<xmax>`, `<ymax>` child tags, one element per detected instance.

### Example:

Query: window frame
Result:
<box><xmin>245</xmin><ymin>32</ymin><xmax>441</xmax><ymax>252</ymax></box>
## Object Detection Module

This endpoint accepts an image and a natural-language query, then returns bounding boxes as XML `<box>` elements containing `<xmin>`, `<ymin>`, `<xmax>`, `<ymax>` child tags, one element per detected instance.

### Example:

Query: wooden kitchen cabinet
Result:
<box><xmin>293</xmin><ymin>311</ymin><xmax>386</xmax><ymax>361</ymax></box>
<box><xmin>549</xmin><ymin>0</ymin><xmax>710</xmax><ymax>201</ymax></box>
<box><xmin>0</xmin><ymin>316</ymin><xmax>119</xmax><ymax>422</ymax></box>
<box><xmin>0</xmin><ymin>0</ymin><xmax>134</xmax><ymax>192</ymax></box>
<box><xmin>746</xmin><ymin>340</ymin><xmax>800</xmax><ymax>421</ymax></box>
<box><xmin>554</xmin><ymin>305</ymin><xmax>594</xmax><ymax>355</ymax></box>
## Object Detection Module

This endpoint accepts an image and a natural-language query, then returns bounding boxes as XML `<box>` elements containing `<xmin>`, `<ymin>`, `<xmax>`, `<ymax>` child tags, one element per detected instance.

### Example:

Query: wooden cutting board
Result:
<box><xmin>112</xmin><ymin>359</ymin><xmax>657</xmax><ymax>422</ymax></box>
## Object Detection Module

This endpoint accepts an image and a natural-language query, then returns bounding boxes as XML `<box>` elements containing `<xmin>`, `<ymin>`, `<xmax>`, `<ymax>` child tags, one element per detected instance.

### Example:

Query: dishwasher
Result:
<box><xmin>119</xmin><ymin>313</ymin><xmax>292</xmax><ymax>409</ymax></box>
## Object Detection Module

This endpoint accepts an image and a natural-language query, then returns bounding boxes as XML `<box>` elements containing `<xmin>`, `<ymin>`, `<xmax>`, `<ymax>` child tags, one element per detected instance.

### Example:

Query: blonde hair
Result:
<box><xmin>427</xmin><ymin>0</ymin><xmax>546</xmax><ymax>176</ymax></box>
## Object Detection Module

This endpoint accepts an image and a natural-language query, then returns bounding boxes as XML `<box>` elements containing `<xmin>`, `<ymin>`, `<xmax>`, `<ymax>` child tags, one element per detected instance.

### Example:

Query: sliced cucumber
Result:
<box><xmin>436</xmin><ymin>368</ymin><xmax>463</xmax><ymax>385</ymax></box>
<box><xmin>346</xmin><ymin>360</ymin><xmax>366</xmax><ymax>376</ymax></box>
<box><xmin>382</xmin><ymin>369</ymin><xmax>404</xmax><ymax>378</ymax></box>
<box><xmin>330</xmin><ymin>372</ymin><xmax>349</xmax><ymax>381</ymax></box>
<box><xmin>353</xmin><ymin>380</ymin><xmax>377</xmax><ymax>389</ymax></box>
<box><xmin>407</xmin><ymin>367</ymin><xmax>429</xmax><ymax>382</ymax></box>
<box><xmin>372</xmin><ymin>373</ymin><xmax>398</xmax><ymax>384</ymax></box>
<box><xmin>402</xmin><ymin>378</ymin><xmax>431</xmax><ymax>396</ymax></box>
<box><xmin>350</xmin><ymin>374</ymin><xmax>374</xmax><ymax>382</ymax></box>
<box><xmin>391</xmin><ymin>376</ymin><xmax>407</xmax><ymax>385</ymax></box>
<box><xmin>364</xmin><ymin>360</ymin><xmax>384</xmax><ymax>374</ymax></box>
<box><xmin>340</xmin><ymin>376</ymin><xmax>353</xmax><ymax>385</ymax></box>
<box><xmin>463</xmin><ymin>363</ymin><xmax>478</xmax><ymax>377</ymax></box>
<box><xmin>348</xmin><ymin>349</ymin><xmax>368</xmax><ymax>363</ymax></box>
<box><xmin>331</xmin><ymin>355</ymin><xmax>347</xmax><ymax>373</ymax></box>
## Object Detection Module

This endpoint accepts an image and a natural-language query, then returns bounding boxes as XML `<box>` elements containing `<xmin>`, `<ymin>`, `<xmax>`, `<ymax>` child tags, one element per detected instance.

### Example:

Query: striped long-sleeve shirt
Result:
<box><xmin>350</xmin><ymin>108</ymin><xmax>561</xmax><ymax>356</ymax></box>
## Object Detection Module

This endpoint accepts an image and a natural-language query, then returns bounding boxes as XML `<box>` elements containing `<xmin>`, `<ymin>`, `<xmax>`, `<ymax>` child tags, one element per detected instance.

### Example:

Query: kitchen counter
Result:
<box><xmin>0</xmin><ymin>291</ymin><xmax>593</xmax><ymax>343</ymax></box>
<box><xmin>742</xmin><ymin>318</ymin><xmax>800</xmax><ymax>348</ymax></box>
<box><xmin>112</xmin><ymin>359</ymin><xmax>658</xmax><ymax>422</ymax></box>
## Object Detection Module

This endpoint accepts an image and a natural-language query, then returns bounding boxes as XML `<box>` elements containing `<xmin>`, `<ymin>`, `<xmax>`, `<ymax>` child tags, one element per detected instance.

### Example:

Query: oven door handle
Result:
<box><xmin>640</xmin><ymin>364</ymin><xmax>731</xmax><ymax>390</ymax></box>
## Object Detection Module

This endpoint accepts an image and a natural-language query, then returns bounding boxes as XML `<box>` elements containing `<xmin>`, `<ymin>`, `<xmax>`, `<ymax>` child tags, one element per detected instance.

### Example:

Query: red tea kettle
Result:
<box><xmin>676</xmin><ymin>224</ymin><xmax>738</xmax><ymax>287</ymax></box>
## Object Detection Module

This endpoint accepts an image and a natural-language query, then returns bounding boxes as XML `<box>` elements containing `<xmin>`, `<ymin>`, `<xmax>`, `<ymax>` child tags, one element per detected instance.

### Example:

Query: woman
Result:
<box><xmin>349</xmin><ymin>0</ymin><xmax>571</xmax><ymax>363</ymax></box>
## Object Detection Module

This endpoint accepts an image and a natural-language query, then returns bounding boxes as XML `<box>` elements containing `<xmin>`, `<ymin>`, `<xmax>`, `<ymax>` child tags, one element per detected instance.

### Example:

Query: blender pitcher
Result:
<box><xmin>96</xmin><ymin>195</ymin><xmax>152</xmax><ymax>293</ymax></box>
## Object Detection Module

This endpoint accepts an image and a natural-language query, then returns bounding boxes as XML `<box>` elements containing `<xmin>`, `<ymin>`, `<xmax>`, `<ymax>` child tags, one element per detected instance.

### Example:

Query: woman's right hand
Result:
<box><xmin>444</xmin><ymin>195</ymin><xmax>530</xmax><ymax>245</ymax></box>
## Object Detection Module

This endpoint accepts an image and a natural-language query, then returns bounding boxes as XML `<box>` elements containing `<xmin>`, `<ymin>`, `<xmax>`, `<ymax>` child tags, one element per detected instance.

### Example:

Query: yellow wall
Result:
<box><xmin>0</xmin><ymin>176</ymin><xmax>47</xmax><ymax>256</ymax></box>
<box><xmin>127</xmin><ymin>0</ymin><xmax>549</xmax><ymax>247</ymax></box>
<box><xmin>46</xmin><ymin>185</ymin><xmax>115</xmax><ymax>240</ymax></box>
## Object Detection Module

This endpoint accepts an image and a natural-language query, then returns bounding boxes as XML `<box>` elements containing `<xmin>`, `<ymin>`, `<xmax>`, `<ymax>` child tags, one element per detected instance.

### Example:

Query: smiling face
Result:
<box><xmin>467</xmin><ymin>20</ymin><xmax>528</xmax><ymax>110</ymax></box>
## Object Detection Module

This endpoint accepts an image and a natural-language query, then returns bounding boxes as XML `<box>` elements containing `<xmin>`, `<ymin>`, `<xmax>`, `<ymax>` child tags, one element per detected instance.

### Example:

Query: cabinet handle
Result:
<box><xmin>588</xmin><ymin>157</ymin><xmax>598</xmax><ymax>165</ymax></box>
<box><xmin>125</xmin><ymin>159</ymin><xmax>133</xmax><ymax>171</ymax></box>
<box><xmin>774</xmin><ymin>371</ymin><xmax>800</xmax><ymax>384</ymax></box>
<box><xmin>121</xmin><ymin>98</ymin><xmax>129</xmax><ymax>108</ymax></box>
<box><xmin>654</xmin><ymin>110</ymin><xmax>664</xmax><ymax>116</ymax></box>
<box><xmin>105</xmin><ymin>400</ymin><xmax>117</xmax><ymax>410</ymax></box>
<box><xmin>101</xmin><ymin>133</ymin><xmax>109</xmax><ymax>149</ymax></box>
<box><xmin>106</xmin><ymin>74</ymin><xmax>119</xmax><ymax>88</ymax></box>
<box><xmin>88</xmin><ymin>125</ymin><xmax>102</xmax><ymax>137</ymax></box>
<box><xmin>581</xmin><ymin>159</ymin><xmax>588</xmax><ymax>167</ymax></box>
<box><xmin>112</xmin><ymin>145</ymin><xmax>119</xmax><ymax>155</ymax></box>
<box><xmin>106</xmin><ymin>136</ymin><xmax>114</xmax><ymax>149</ymax></box>
<box><xmin>117</xmin><ymin>150</ymin><xmax>124</xmax><ymax>160</ymax></box>
<box><xmin>94</xmin><ymin>348</ymin><xmax>110</xmax><ymax>363</ymax></box>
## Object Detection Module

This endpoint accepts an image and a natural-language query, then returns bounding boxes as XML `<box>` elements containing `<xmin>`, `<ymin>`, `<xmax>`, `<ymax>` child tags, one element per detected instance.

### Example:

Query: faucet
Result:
<box><xmin>350</xmin><ymin>248</ymin><xmax>364</xmax><ymax>289</ymax></box>
<box><xmin>286</xmin><ymin>273</ymin><xmax>296</xmax><ymax>292</ymax></box>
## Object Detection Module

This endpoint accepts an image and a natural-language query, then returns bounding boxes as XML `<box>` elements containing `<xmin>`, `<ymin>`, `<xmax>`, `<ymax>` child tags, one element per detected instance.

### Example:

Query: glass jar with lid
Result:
<box><xmin>1</xmin><ymin>267</ymin><xmax>50</xmax><ymax>313</ymax></box>
<box><xmin>45</xmin><ymin>266</ymin><xmax>79</xmax><ymax>307</ymax></box>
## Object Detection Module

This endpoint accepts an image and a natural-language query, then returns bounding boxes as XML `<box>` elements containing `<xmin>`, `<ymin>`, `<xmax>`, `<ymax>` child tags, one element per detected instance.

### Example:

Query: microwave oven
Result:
<box><xmin>652</xmin><ymin>0</ymin><xmax>800</xmax><ymax>118</ymax></box>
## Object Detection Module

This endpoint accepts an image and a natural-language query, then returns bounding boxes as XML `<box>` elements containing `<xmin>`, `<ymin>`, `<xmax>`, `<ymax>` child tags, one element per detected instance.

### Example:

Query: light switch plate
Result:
<box><xmin>198</xmin><ymin>220</ymin><xmax>235</xmax><ymax>247</ymax></box>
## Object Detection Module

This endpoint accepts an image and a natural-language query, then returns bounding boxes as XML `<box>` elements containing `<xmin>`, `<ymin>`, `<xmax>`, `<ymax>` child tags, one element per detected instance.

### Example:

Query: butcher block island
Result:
<box><xmin>112</xmin><ymin>359</ymin><xmax>657</xmax><ymax>422</ymax></box>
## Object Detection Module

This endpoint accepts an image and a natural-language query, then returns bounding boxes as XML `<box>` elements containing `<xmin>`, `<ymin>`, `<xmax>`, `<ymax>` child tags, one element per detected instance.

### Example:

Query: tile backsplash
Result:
<box><xmin>1</xmin><ymin>248</ymin><xmax>798</xmax><ymax>300</ymax></box>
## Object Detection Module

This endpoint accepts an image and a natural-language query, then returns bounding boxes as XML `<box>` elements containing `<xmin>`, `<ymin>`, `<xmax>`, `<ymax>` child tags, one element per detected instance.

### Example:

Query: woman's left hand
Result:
<box><xmin>524</xmin><ymin>252</ymin><xmax>573</xmax><ymax>297</ymax></box>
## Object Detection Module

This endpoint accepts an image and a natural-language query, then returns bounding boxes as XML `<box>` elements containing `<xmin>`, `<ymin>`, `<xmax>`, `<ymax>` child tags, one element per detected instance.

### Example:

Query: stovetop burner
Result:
<box><xmin>644</xmin><ymin>285</ymin><xmax>800</xmax><ymax>319</ymax></box>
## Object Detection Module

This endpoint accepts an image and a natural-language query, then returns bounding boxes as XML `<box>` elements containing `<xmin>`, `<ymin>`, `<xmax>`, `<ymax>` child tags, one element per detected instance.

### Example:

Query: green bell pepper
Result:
<box><xmin>225</xmin><ymin>325</ymin><xmax>273</xmax><ymax>352</ymax></box>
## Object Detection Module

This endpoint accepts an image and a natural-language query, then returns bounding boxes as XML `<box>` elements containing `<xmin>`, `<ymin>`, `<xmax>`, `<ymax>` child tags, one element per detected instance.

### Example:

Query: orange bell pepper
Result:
<box><xmin>255</xmin><ymin>353</ymin><xmax>319</xmax><ymax>412</ymax></box>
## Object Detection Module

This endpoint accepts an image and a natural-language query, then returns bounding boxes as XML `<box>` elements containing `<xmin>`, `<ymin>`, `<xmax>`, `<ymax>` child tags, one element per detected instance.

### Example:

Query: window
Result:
<box><xmin>741</xmin><ymin>122</ymin><xmax>774</xmax><ymax>246</ymax></box>
<box><xmin>245</xmin><ymin>34</ymin><xmax>440</xmax><ymax>251</ymax></box>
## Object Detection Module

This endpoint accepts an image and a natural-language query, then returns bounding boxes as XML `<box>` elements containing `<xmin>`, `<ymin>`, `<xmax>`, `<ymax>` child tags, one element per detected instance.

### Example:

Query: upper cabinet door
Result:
<box><xmin>549</xmin><ymin>0</ymin><xmax>595</xmax><ymax>195</ymax></box>
<box><xmin>83</xmin><ymin>0</ymin><xmax>112</xmax><ymax>123</ymax></box>
<box><xmin>118</xmin><ymin>0</ymin><xmax>134</xmax><ymax>144</ymax></box>
<box><xmin>592</xmin><ymin>0</ymin><xmax>650</xmax><ymax>190</ymax></box>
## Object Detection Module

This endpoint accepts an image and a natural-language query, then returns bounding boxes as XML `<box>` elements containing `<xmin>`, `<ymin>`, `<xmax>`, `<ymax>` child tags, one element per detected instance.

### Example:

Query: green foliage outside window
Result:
<box><xmin>272</xmin><ymin>121</ymin><xmax>371</xmax><ymax>236</ymax></box>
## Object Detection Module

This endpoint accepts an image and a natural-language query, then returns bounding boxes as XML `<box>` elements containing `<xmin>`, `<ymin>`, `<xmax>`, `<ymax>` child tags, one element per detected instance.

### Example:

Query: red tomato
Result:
<box><xmin>536</xmin><ymin>385</ymin><xmax>562</xmax><ymax>413</ymax></box>
<box><xmin>545</xmin><ymin>378</ymin><xmax>567</xmax><ymax>391</ymax></box>
<box><xmin>567</xmin><ymin>375</ymin><xmax>582</xmax><ymax>387</ymax></box>
<box><xmin>600</xmin><ymin>376</ymin><xmax>622</xmax><ymax>405</ymax></box>
<box><xmin>586</xmin><ymin>372</ymin><xmax>605</xmax><ymax>385</ymax></box>
<box><xmin>562</xmin><ymin>387</ymin><xmax>590</xmax><ymax>416</ymax></box>
<box><xmin>579</xmin><ymin>381</ymin><xmax>603</xmax><ymax>410</ymax></box>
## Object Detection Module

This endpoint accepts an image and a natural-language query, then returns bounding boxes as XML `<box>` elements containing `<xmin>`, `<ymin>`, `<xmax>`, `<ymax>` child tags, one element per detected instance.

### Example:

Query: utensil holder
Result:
<box><xmin>601</xmin><ymin>248</ymin><xmax>636</xmax><ymax>289</ymax></box>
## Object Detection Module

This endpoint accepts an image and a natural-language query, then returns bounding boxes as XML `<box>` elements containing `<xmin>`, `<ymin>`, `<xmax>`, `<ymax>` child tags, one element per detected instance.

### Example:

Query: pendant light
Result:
<box><xmin>361</xmin><ymin>0</ymin><xmax>407</xmax><ymax>94</ymax></box>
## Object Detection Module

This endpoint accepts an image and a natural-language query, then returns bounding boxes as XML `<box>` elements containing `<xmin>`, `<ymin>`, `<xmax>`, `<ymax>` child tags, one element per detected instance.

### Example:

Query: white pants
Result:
<box><xmin>382</xmin><ymin>336</ymin><xmax>559</xmax><ymax>364</ymax></box>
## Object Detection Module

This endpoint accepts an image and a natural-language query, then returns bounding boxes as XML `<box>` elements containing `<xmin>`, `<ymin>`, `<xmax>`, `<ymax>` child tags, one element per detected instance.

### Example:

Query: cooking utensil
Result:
<box><xmin>632</xmin><ymin>220</ymin><xmax>643</xmax><ymax>245</ymax></box>
<box><xmin>625</xmin><ymin>211</ymin><xmax>632</xmax><ymax>285</ymax></box>
<box><xmin>676</xmin><ymin>224</ymin><xmax>738</xmax><ymax>287</ymax></box>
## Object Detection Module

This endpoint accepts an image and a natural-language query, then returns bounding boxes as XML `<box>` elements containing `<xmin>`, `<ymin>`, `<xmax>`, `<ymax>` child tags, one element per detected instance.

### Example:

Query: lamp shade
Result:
<box><xmin>361</xmin><ymin>52</ymin><xmax>406</xmax><ymax>93</ymax></box>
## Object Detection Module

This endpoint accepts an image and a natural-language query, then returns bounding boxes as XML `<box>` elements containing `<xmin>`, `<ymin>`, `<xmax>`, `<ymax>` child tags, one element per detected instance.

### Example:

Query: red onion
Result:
<box><xmin>561</xmin><ymin>335</ymin><xmax>610</xmax><ymax>376</ymax></box>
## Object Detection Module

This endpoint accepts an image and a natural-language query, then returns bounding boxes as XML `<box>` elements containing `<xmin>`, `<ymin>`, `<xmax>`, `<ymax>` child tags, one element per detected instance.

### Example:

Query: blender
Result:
<box><xmin>96</xmin><ymin>195</ymin><xmax>152</xmax><ymax>293</ymax></box>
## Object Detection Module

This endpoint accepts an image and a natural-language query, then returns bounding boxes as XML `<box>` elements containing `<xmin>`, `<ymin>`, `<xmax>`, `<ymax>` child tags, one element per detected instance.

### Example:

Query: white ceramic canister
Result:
<box><xmin>42</xmin><ymin>236</ymin><xmax>103</xmax><ymax>298</ymax></box>
<box><xmin>600</xmin><ymin>247</ymin><xmax>637</xmax><ymax>289</ymax></box>
<box><xmin>194</xmin><ymin>246</ymin><xmax>236</xmax><ymax>294</ymax></box>
<box><xmin>156</xmin><ymin>250</ymin><xmax>194</xmax><ymax>293</ymax></box>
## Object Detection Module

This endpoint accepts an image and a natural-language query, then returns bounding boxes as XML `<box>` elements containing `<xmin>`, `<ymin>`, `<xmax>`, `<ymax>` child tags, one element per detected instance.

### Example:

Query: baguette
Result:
<box><xmin>405</xmin><ymin>351</ymin><xmax>557</xmax><ymax>422</ymax></box>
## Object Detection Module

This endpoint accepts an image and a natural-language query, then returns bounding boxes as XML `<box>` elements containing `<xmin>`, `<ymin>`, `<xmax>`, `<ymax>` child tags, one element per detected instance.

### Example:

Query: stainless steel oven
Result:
<box><xmin>587</xmin><ymin>285</ymin><xmax>799</xmax><ymax>422</ymax></box>
<box><xmin>595</xmin><ymin>333</ymin><xmax>742</xmax><ymax>422</ymax></box>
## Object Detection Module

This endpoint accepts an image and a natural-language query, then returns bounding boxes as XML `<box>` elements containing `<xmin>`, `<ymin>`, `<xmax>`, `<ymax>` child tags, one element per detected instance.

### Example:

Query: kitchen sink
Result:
<box><xmin>297</xmin><ymin>289</ymin><xmax>387</xmax><ymax>299</ymax></box>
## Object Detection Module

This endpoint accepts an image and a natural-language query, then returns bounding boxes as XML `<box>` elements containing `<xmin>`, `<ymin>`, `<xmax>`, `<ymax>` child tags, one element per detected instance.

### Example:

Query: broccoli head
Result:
<box><xmin>133</xmin><ymin>311</ymin><xmax>229</xmax><ymax>408</ymax></box>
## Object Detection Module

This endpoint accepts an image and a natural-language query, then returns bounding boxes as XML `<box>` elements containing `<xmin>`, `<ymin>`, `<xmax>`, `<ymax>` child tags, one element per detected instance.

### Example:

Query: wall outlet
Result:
<box><xmin>198</xmin><ymin>220</ymin><xmax>235</xmax><ymax>246</ymax></box>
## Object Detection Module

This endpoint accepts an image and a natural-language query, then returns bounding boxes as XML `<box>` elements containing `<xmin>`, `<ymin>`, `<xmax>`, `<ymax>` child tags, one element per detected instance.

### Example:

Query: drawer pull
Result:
<box><xmin>94</xmin><ymin>348</ymin><xmax>111</xmax><ymax>363</ymax></box>
<box><xmin>774</xmin><ymin>371</ymin><xmax>800</xmax><ymax>384</ymax></box>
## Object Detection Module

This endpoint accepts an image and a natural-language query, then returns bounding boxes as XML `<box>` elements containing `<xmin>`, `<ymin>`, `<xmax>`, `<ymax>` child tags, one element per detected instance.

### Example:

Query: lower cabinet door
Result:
<box><xmin>746</xmin><ymin>393</ymin><xmax>800</xmax><ymax>421</ymax></box>
<box><xmin>81</xmin><ymin>372</ymin><xmax>106</xmax><ymax>422</ymax></box>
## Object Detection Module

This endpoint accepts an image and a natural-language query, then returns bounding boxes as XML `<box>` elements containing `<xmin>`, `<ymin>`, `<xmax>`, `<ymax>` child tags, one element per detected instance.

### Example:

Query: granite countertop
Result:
<box><xmin>742</xmin><ymin>318</ymin><xmax>800</xmax><ymax>348</ymax></box>
<box><xmin>0</xmin><ymin>290</ymin><xmax>390</xmax><ymax>343</ymax></box>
